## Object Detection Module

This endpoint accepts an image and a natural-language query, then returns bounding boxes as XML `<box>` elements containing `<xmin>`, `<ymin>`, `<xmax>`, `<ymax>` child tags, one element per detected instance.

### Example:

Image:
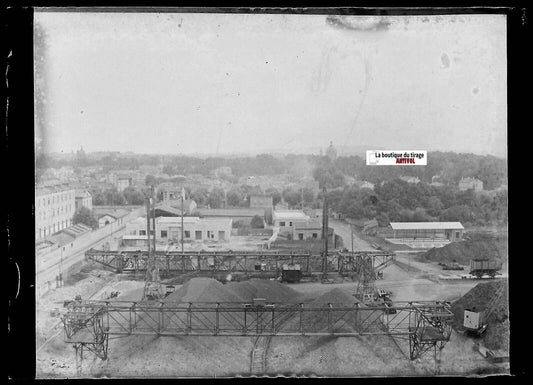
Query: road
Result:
<box><xmin>328</xmin><ymin>219</ymin><xmax>375</xmax><ymax>251</ymax></box>
<box><xmin>36</xmin><ymin>226</ymin><xmax>127</xmax><ymax>296</ymax></box>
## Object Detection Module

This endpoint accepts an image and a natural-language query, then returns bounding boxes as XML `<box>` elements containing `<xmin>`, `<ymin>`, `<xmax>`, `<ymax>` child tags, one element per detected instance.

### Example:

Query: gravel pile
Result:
<box><xmin>422</xmin><ymin>238</ymin><xmax>505</xmax><ymax>265</ymax></box>
<box><xmin>164</xmin><ymin>277</ymin><xmax>243</xmax><ymax>303</ymax></box>
<box><xmin>451</xmin><ymin>280</ymin><xmax>509</xmax><ymax>351</ymax></box>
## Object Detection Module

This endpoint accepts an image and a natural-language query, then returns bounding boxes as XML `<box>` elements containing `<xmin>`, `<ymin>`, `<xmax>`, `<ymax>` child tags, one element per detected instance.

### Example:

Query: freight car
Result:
<box><xmin>469</xmin><ymin>259</ymin><xmax>502</xmax><ymax>278</ymax></box>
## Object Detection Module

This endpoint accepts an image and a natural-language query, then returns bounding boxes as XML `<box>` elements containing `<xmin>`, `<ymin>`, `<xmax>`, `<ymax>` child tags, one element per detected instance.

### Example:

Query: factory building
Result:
<box><xmin>122</xmin><ymin>216</ymin><xmax>232</xmax><ymax>247</ymax></box>
<box><xmin>389</xmin><ymin>222</ymin><xmax>464</xmax><ymax>242</ymax></box>
<box><xmin>35</xmin><ymin>183</ymin><xmax>76</xmax><ymax>240</ymax></box>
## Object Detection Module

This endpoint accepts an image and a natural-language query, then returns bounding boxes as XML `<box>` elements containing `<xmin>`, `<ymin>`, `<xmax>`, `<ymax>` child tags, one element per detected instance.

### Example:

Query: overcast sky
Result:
<box><xmin>34</xmin><ymin>12</ymin><xmax>507</xmax><ymax>158</ymax></box>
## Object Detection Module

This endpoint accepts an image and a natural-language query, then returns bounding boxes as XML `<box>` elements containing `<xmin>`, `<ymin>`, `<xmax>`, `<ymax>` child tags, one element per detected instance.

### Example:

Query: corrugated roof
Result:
<box><xmin>390</xmin><ymin>222</ymin><xmax>464</xmax><ymax>230</ymax></box>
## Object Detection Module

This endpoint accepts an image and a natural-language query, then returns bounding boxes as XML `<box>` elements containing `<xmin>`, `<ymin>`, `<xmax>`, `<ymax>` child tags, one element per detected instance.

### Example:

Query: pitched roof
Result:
<box><xmin>390</xmin><ymin>222</ymin><xmax>464</xmax><ymax>230</ymax></box>
<box><xmin>93</xmin><ymin>207</ymin><xmax>130</xmax><ymax>219</ymax></box>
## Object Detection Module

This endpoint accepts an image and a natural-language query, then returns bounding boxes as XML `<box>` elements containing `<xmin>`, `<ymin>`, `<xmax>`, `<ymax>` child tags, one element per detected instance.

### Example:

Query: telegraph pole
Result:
<box><xmin>351</xmin><ymin>224</ymin><xmax>354</xmax><ymax>253</ymax></box>
<box><xmin>181</xmin><ymin>187</ymin><xmax>185</xmax><ymax>253</ymax></box>
<box><xmin>322</xmin><ymin>186</ymin><xmax>328</xmax><ymax>280</ymax></box>
<box><xmin>151</xmin><ymin>185</ymin><xmax>156</xmax><ymax>254</ymax></box>
<box><xmin>146</xmin><ymin>195</ymin><xmax>151</xmax><ymax>258</ymax></box>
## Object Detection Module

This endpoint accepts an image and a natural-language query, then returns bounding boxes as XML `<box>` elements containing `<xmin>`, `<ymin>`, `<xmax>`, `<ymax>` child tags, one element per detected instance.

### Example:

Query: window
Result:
<box><xmin>456</xmin><ymin>232</ymin><xmax>461</xmax><ymax>239</ymax></box>
<box><xmin>184</xmin><ymin>231</ymin><xmax>191</xmax><ymax>238</ymax></box>
<box><xmin>161</xmin><ymin>230</ymin><xmax>167</xmax><ymax>238</ymax></box>
<box><xmin>139</xmin><ymin>230</ymin><xmax>146</xmax><ymax>236</ymax></box>
<box><xmin>289</xmin><ymin>222</ymin><xmax>293</xmax><ymax>226</ymax></box>
<box><xmin>312</xmin><ymin>233</ymin><xmax>318</xmax><ymax>239</ymax></box>
<box><xmin>298</xmin><ymin>233</ymin><xmax>304</xmax><ymax>240</ymax></box>
<box><xmin>279</xmin><ymin>221</ymin><xmax>286</xmax><ymax>227</ymax></box>
<box><xmin>195</xmin><ymin>230</ymin><xmax>202</xmax><ymax>240</ymax></box>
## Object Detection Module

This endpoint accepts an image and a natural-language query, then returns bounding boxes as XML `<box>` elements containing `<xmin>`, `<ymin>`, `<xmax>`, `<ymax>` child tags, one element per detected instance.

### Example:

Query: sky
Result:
<box><xmin>34</xmin><ymin>12</ymin><xmax>507</xmax><ymax>158</ymax></box>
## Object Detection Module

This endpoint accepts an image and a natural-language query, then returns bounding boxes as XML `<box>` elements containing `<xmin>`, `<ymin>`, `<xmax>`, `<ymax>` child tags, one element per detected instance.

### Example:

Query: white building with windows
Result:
<box><xmin>273</xmin><ymin>210</ymin><xmax>311</xmax><ymax>235</ymax></box>
<box><xmin>35</xmin><ymin>184</ymin><xmax>76</xmax><ymax>240</ymax></box>
<box><xmin>122</xmin><ymin>216</ymin><xmax>232</xmax><ymax>247</ymax></box>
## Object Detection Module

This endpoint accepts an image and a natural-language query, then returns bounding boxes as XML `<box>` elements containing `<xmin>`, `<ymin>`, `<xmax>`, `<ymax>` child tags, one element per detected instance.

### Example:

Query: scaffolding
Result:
<box><xmin>61</xmin><ymin>299</ymin><xmax>453</xmax><ymax>375</ymax></box>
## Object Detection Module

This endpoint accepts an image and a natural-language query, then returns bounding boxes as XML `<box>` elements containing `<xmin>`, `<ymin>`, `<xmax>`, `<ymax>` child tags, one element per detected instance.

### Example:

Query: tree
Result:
<box><xmin>227</xmin><ymin>188</ymin><xmax>244</xmax><ymax>207</ymax></box>
<box><xmin>93</xmin><ymin>192</ymin><xmax>106</xmax><ymax>206</ymax></box>
<box><xmin>250</xmin><ymin>215</ymin><xmax>265</xmax><ymax>228</ymax></box>
<box><xmin>191</xmin><ymin>187</ymin><xmax>209</xmax><ymax>206</ymax></box>
<box><xmin>123</xmin><ymin>187</ymin><xmax>145</xmax><ymax>205</ymax></box>
<box><xmin>427</xmin><ymin>196</ymin><xmax>444</xmax><ymax>217</ymax></box>
<box><xmin>265</xmin><ymin>188</ymin><xmax>282</xmax><ymax>206</ymax></box>
<box><xmin>72</xmin><ymin>207</ymin><xmax>98</xmax><ymax>229</ymax></box>
<box><xmin>282</xmin><ymin>188</ymin><xmax>301</xmax><ymax>208</ymax></box>
<box><xmin>145</xmin><ymin>174</ymin><xmax>157</xmax><ymax>186</ymax></box>
<box><xmin>208</xmin><ymin>187</ymin><xmax>225</xmax><ymax>208</ymax></box>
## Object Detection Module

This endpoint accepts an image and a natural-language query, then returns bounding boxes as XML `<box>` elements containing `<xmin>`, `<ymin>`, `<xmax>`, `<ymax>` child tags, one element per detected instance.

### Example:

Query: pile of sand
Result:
<box><xmin>451</xmin><ymin>280</ymin><xmax>509</xmax><ymax>351</ymax></box>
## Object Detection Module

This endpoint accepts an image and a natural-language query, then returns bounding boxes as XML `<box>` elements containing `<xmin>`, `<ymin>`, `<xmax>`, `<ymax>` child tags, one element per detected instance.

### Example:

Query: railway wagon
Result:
<box><xmin>470</xmin><ymin>259</ymin><xmax>502</xmax><ymax>278</ymax></box>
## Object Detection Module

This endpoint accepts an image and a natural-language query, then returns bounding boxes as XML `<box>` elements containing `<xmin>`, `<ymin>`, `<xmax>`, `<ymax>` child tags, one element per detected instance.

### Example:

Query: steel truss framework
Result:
<box><xmin>62</xmin><ymin>300</ymin><xmax>452</xmax><ymax>374</ymax></box>
<box><xmin>85</xmin><ymin>249</ymin><xmax>395</xmax><ymax>277</ymax></box>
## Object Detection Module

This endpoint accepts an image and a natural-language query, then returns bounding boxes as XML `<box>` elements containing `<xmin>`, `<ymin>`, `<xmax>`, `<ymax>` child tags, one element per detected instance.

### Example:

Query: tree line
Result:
<box><xmin>325</xmin><ymin>178</ymin><xmax>508</xmax><ymax>227</ymax></box>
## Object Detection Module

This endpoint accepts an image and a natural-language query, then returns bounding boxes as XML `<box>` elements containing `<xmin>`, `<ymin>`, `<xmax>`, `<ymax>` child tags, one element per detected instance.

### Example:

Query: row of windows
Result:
<box><xmin>132</xmin><ymin>229</ymin><xmax>224</xmax><ymax>240</ymax></box>
<box><xmin>279</xmin><ymin>221</ymin><xmax>293</xmax><ymax>227</ymax></box>
<box><xmin>36</xmin><ymin>219</ymin><xmax>71</xmax><ymax>239</ymax></box>
<box><xmin>36</xmin><ymin>192</ymin><xmax>74</xmax><ymax>208</ymax></box>
<box><xmin>37</xmin><ymin>205</ymin><xmax>73</xmax><ymax>221</ymax></box>
<box><xmin>296</xmin><ymin>233</ymin><xmax>319</xmax><ymax>240</ymax></box>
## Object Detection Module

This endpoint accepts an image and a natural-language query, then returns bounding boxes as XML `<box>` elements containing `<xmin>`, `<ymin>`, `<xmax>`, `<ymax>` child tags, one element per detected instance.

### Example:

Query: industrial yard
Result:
<box><xmin>36</xmin><ymin>239</ymin><xmax>509</xmax><ymax>378</ymax></box>
<box><xmin>23</xmin><ymin>10</ymin><xmax>512</xmax><ymax>380</ymax></box>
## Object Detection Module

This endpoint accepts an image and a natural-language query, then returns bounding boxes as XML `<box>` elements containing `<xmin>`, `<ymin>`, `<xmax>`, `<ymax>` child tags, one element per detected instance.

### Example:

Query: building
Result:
<box><xmin>389</xmin><ymin>222</ymin><xmax>464</xmax><ymax>242</ymax></box>
<box><xmin>399</xmin><ymin>176</ymin><xmax>420</xmax><ymax>184</ymax></box>
<box><xmin>35</xmin><ymin>184</ymin><xmax>76</xmax><ymax>240</ymax></box>
<box><xmin>359</xmin><ymin>181</ymin><xmax>375</xmax><ymax>190</ymax></box>
<box><xmin>123</xmin><ymin>216</ymin><xmax>232</xmax><ymax>246</ymax></box>
<box><xmin>75</xmin><ymin>190</ymin><xmax>93</xmax><ymax>211</ymax></box>
<box><xmin>250</xmin><ymin>195</ymin><xmax>273</xmax><ymax>209</ymax></box>
<box><xmin>196</xmin><ymin>208</ymin><xmax>265</xmax><ymax>226</ymax></box>
<box><xmin>92</xmin><ymin>208</ymin><xmax>130</xmax><ymax>228</ymax></box>
<box><xmin>273</xmin><ymin>210</ymin><xmax>311</xmax><ymax>235</ymax></box>
<box><xmin>459</xmin><ymin>177</ymin><xmax>484</xmax><ymax>192</ymax></box>
<box><xmin>325</xmin><ymin>141</ymin><xmax>337</xmax><ymax>161</ymax></box>
<box><xmin>116</xmin><ymin>176</ymin><xmax>133</xmax><ymax>192</ymax></box>
<box><xmin>163</xmin><ymin>199</ymin><xmax>198</xmax><ymax>215</ymax></box>
<box><xmin>293</xmin><ymin>218</ymin><xmax>322</xmax><ymax>240</ymax></box>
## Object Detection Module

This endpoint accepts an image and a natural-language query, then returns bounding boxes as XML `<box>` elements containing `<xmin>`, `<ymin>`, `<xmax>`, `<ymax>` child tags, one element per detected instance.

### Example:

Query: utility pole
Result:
<box><xmin>351</xmin><ymin>224</ymin><xmax>354</xmax><ymax>253</ymax></box>
<box><xmin>322</xmin><ymin>186</ymin><xmax>328</xmax><ymax>280</ymax></box>
<box><xmin>181</xmin><ymin>187</ymin><xmax>185</xmax><ymax>253</ymax></box>
<box><xmin>146</xmin><ymin>195</ymin><xmax>151</xmax><ymax>259</ymax></box>
<box><xmin>151</xmin><ymin>185</ymin><xmax>156</xmax><ymax>254</ymax></box>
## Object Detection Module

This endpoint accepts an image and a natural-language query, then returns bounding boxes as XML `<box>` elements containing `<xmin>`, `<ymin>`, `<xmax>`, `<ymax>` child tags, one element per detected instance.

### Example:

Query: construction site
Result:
<box><xmin>36</xmin><ymin>192</ymin><xmax>509</xmax><ymax>378</ymax></box>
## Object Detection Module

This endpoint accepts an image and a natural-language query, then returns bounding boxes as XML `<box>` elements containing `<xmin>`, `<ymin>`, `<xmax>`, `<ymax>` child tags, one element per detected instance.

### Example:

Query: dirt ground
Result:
<box><xmin>36</xmin><ymin>253</ymin><xmax>509</xmax><ymax>378</ymax></box>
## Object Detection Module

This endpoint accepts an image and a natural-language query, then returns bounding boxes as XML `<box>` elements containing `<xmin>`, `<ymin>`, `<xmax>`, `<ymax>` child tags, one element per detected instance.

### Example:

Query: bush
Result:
<box><xmin>250</xmin><ymin>215</ymin><xmax>265</xmax><ymax>228</ymax></box>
